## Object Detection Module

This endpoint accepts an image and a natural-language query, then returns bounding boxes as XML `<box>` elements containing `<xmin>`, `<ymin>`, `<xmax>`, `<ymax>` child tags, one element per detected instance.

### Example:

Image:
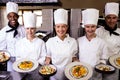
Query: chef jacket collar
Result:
<box><xmin>56</xmin><ymin>34</ymin><xmax>70</xmax><ymax>43</ymax></box>
<box><xmin>85</xmin><ymin>34</ymin><xmax>97</xmax><ymax>42</ymax></box>
<box><xmin>104</xmin><ymin>23</ymin><xmax>120</xmax><ymax>36</ymax></box>
<box><xmin>6</xmin><ymin>22</ymin><xmax>19</xmax><ymax>37</ymax></box>
<box><xmin>25</xmin><ymin>37</ymin><xmax>38</xmax><ymax>43</ymax></box>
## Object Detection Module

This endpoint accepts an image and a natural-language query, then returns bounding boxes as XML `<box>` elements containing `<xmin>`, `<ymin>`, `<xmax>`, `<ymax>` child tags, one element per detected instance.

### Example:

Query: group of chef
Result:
<box><xmin>0</xmin><ymin>1</ymin><xmax>120</xmax><ymax>80</ymax></box>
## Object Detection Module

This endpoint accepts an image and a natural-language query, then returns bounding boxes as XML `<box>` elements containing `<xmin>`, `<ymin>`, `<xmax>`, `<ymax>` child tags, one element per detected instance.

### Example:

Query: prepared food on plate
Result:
<box><xmin>0</xmin><ymin>52</ymin><xmax>9</xmax><ymax>62</ymax></box>
<box><xmin>39</xmin><ymin>65</ymin><xmax>56</xmax><ymax>75</ymax></box>
<box><xmin>115</xmin><ymin>57</ymin><xmax>120</xmax><ymax>67</ymax></box>
<box><xmin>98</xmin><ymin>65</ymin><xmax>111</xmax><ymax>71</ymax></box>
<box><xmin>70</xmin><ymin>65</ymin><xmax>88</xmax><ymax>79</ymax></box>
<box><xmin>18</xmin><ymin>61</ymin><xmax>34</xmax><ymax>70</ymax></box>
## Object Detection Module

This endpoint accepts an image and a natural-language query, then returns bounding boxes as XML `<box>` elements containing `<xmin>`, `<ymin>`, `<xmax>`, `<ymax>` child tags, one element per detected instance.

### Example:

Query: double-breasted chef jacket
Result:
<box><xmin>77</xmin><ymin>35</ymin><xmax>109</xmax><ymax>67</ymax></box>
<box><xmin>96</xmin><ymin>26</ymin><xmax>120</xmax><ymax>56</ymax></box>
<box><xmin>0</xmin><ymin>25</ymin><xmax>25</xmax><ymax>56</ymax></box>
<box><xmin>46</xmin><ymin>34</ymin><xmax>78</xmax><ymax>80</ymax></box>
<box><xmin>15</xmin><ymin>37</ymin><xmax>46</xmax><ymax>65</ymax></box>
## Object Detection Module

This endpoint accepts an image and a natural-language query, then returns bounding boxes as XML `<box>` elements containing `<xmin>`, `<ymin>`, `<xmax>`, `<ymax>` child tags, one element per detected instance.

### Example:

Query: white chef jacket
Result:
<box><xmin>46</xmin><ymin>34</ymin><xmax>78</xmax><ymax>80</ymax></box>
<box><xmin>96</xmin><ymin>26</ymin><xmax>120</xmax><ymax>56</ymax></box>
<box><xmin>77</xmin><ymin>36</ymin><xmax>109</xmax><ymax>67</ymax></box>
<box><xmin>0</xmin><ymin>25</ymin><xmax>25</xmax><ymax>56</ymax></box>
<box><xmin>15</xmin><ymin>37</ymin><xmax>46</xmax><ymax>65</ymax></box>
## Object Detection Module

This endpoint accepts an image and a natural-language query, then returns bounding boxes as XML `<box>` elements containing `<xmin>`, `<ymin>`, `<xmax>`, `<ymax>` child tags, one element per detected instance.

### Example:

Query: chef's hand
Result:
<box><xmin>45</xmin><ymin>57</ymin><xmax>51</xmax><ymax>65</ymax></box>
<box><xmin>72</xmin><ymin>57</ymin><xmax>80</xmax><ymax>62</ymax></box>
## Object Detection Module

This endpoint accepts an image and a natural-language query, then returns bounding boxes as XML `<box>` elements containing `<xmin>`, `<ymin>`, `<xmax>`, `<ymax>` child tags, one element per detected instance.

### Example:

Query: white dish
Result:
<box><xmin>64</xmin><ymin>62</ymin><xmax>93</xmax><ymax>80</ymax></box>
<box><xmin>39</xmin><ymin>64</ymin><xmax>57</xmax><ymax>77</ymax></box>
<box><xmin>13</xmin><ymin>58</ymin><xmax>38</xmax><ymax>73</ymax></box>
<box><xmin>109</xmin><ymin>54</ymin><xmax>120</xmax><ymax>69</ymax></box>
<box><xmin>95</xmin><ymin>64</ymin><xmax>115</xmax><ymax>74</ymax></box>
<box><xmin>0</xmin><ymin>50</ymin><xmax>10</xmax><ymax>63</ymax></box>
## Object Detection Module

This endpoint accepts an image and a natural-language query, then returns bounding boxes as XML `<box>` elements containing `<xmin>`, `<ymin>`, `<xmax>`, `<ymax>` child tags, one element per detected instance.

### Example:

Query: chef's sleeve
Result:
<box><xmin>38</xmin><ymin>41</ymin><xmax>47</xmax><ymax>65</ymax></box>
<box><xmin>0</xmin><ymin>29</ymin><xmax>7</xmax><ymax>50</ymax></box>
<box><xmin>99</xmin><ymin>41</ymin><xmax>110</xmax><ymax>64</ymax></box>
<box><xmin>72</xmin><ymin>39</ymin><xmax>78</xmax><ymax>58</ymax></box>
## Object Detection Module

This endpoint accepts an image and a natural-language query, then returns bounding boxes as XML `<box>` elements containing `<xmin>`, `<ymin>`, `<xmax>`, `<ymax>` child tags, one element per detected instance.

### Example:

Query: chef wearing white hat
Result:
<box><xmin>96</xmin><ymin>2</ymin><xmax>120</xmax><ymax>80</ymax></box>
<box><xmin>0</xmin><ymin>2</ymin><xmax>25</xmax><ymax>71</ymax></box>
<box><xmin>78</xmin><ymin>8</ymin><xmax>109</xmax><ymax>80</ymax></box>
<box><xmin>45</xmin><ymin>8</ymin><xmax>78</xmax><ymax>80</ymax></box>
<box><xmin>15</xmin><ymin>13</ymin><xmax>46</xmax><ymax>66</ymax></box>
<box><xmin>105</xmin><ymin>2</ymin><xmax>119</xmax><ymax>17</ymax></box>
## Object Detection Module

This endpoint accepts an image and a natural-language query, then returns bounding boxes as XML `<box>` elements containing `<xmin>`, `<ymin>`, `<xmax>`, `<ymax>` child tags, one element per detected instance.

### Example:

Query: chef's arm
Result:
<box><xmin>45</xmin><ymin>57</ymin><xmax>51</xmax><ymax>65</ymax></box>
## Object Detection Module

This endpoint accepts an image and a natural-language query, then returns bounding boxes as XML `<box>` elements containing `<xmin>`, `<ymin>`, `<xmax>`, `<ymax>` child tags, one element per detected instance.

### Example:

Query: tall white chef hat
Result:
<box><xmin>82</xmin><ymin>8</ymin><xmax>99</xmax><ymax>28</ymax></box>
<box><xmin>23</xmin><ymin>12</ymin><xmax>37</xmax><ymax>28</ymax></box>
<box><xmin>6</xmin><ymin>2</ymin><xmax>18</xmax><ymax>15</ymax></box>
<box><xmin>105</xmin><ymin>2</ymin><xmax>119</xmax><ymax>17</ymax></box>
<box><xmin>54</xmin><ymin>8</ymin><xmax>68</xmax><ymax>25</ymax></box>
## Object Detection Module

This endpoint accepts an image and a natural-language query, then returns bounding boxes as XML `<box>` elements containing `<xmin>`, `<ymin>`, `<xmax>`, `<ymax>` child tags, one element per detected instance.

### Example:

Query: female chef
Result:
<box><xmin>0</xmin><ymin>2</ymin><xmax>25</xmax><ymax>71</ymax></box>
<box><xmin>96</xmin><ymin>2</ymin><xmax>120</xmax><ymax>80</ymax></box>
<box><xmin>15</xmin><ymin>13</ymin><xmax>46</xmax><ymax>65</ymax></box>
<box><xmin>45</xmin><ymin>8</ymin><xmax>78</xmax><ymax>80</ymax></box>
<box><xmin>77</xmin><ymin>8</ymin><xmax>109</xmax><ymax>80</ymax></box>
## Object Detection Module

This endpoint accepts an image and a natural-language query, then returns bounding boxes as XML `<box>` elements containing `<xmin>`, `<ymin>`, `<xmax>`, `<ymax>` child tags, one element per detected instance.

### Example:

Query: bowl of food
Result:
<box><xmin>64</xmin><ymin>62</ymin><xmax>93</xmax><ymax>80</ymax></box>
<box><xmin>70</xmin><ymin>65</ymin><xmax>88</xmax><ymax>79</ymax></box>
<box><xmin>13</xmin><ymin>58</ymin><xmax>38</xmax><ymax>73</ymax></box>
<box><xmin>18</xmin><ymin>60</ymin><xmax>34</xmax><ymax>70</ymax></box>
<box><xmin>39</xmin><ymin>64</ymin><xmax>57</xmax><ymax>77</ymax></box>
<box><xmin>95</xmin><ymin>64</ymin><xmax>115</xmax><ymax>74</ymax></box>
<box><xmin>0</xmin><ymin>50</ymin><xmax>10</xmax><ymax>63</ymax></box>
<box><xmin>115</xmin><ymin>57</ymin><xmax>120</xmax><ymax>67</ymax></box>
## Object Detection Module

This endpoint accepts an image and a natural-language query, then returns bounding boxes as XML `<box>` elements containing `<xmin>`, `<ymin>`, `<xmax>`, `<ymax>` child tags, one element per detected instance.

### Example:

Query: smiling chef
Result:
<box><xmin>45</xmin><ymin>8</ymin><xmax>78</xmax><ymax>80</ymax></box>
<box><xmin>0</xmin><ymin>2</ymin><xmax>25</xmax><ymax>71</ymax></box>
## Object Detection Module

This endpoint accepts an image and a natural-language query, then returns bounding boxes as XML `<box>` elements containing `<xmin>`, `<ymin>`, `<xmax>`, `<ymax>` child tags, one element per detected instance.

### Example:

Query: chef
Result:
<box><xmin>45</xmin><ymin>8</ymin><xmax>78</xmax><ymax>80</ymax></box>
<box><xmin>15</xmin><ymin>12</ymin><xmax>46</xmax><ymax>65</ymax></box>
<box><xmin>77</xmin><ymin>8</ymin><xmax>109</xmax><ymax>80</ymax></box>
<box><xmin>96</xmin><ymin>2</ymin><xmax>120</xmax><ymax>80</ymax></box>
<box><xmin>0</xmin><ymin>2</ymin><xmax>25</xmax><ymax>71</ymax></box>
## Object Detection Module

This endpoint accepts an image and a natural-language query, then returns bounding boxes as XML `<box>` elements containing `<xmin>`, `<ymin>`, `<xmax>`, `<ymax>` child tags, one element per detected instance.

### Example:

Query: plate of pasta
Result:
<box><xmin>0</xmin><ymin>50</ymin><xmax>10</xmax><ymax>63</ymax></box>
<box><xmin>95</xmin><ymin>64</ymin><xmax>115</xmax><ymax>74</ymax></box>
<box><xmin>65</xmin><ymin>62</ymin><xmax>93</xmax><ymax>80</ymax></box>
<box><xmin>39</xmin><ymin>64</ymin><xmax>57</xmax><ymax>77</ymax></box>
<box><xmin>109</xmin><ymin>54</ymin><xmax>120</xmax><ymax>69</ymax></box>
<box><xmin>13</xmin><ymin>58</ymin><xmax>38</xmax><ymax>73</ymax></box>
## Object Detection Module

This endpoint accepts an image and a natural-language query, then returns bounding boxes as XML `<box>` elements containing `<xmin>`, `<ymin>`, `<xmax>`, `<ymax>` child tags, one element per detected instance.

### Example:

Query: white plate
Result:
<box><xmin>109</xmin><ymin>54</ymin><xmax>120</xmax><ymax>69</ymax></box>
<box><xmin>39</xmin><ymin>64</ymin><xmax>57</xmax><ymax>76</ymax></box>
<box><xmin>0</xmin><ymin>50</ymin><xmax>10</xmax><ymax>63</ymax></box>
<box><xmin>13</xmin><ymin>58</ymin><xmax>38</xmax><ymax>73</ymax></box>
<box><xmin>95</xmin><ymin>64</ymin><xmax>115</xmax><ymax>74</ymax></box>
<box><xmin>64</xmin><ymin>62</ymin><xmax>93</xmax><ymax>80</ymax></box>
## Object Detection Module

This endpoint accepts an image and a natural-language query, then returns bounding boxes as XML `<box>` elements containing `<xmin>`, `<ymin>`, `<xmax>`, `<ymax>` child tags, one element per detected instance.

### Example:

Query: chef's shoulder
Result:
<box><xmin>116</xmin><ymin>27</ymin><xmax>120</xmax><ymax>34</ymax></box>
<box><xmin>46</xmin><ymin>36</ymin><xmax>56</xmax><ymax>43</ymax></box>
<box><xmin>96</xmin><ymin>26</ymin><xmax>105</xmax><ymax>33</ymax></box>
<box><xmin>0</xmin><ymin>25</ymin><xmax>9</xmax><ymax>32</ymax></box>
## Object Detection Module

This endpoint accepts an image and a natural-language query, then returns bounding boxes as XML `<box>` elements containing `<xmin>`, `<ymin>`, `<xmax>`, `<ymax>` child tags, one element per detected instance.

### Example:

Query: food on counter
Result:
<box><xmin>115</xmin><ymin>57</ymin><xmax>120</xmax><ymax>67</ymax></box>
<box><xmin>70</xmin><ymin>65</ymin><xmax>88</xmax><ymax>79</ymax></box>
<box><xmin>98</xmin><ymin>65</ymin><xmax>111</xmax><ymax>71</ymax></box>
<box><xmin>0</xmin><ymin>52</ymin><xmax>9</xmax><ymax>62</ymax></box>
<box><xmin>39</xmin><ymin>65</ymin><xmax>56</xmax><ymax>75</ymax></box>
<box><xmin>18</xmin><ymin>61</ymin><xmax>34</xmax><ymax>70</ymax></box>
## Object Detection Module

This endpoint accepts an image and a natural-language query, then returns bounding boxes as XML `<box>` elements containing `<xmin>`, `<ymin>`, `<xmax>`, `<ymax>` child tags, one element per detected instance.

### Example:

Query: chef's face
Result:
<box><xmin>7</xmin><ymin>12</ymin><xmax>19</xmax><ymax>27</ymax></box>
<box><xmin>55</xmin><ymin>23</ymin><xmax>68</xmax><ymax>40</ymax></box>
<box><xmin>85</xmin><ymin>24</ymin><xmax>96</xmax><ymax>37</ymax></box>
<box><xmin>105</xmin><ymin>14</ymin><xmax>118</xmax><ymax>29</ymax></box>
<box><xmin>26</xmin><ymin>27</ymin><xmax>36</xmax><ymax>39</ymax></box>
